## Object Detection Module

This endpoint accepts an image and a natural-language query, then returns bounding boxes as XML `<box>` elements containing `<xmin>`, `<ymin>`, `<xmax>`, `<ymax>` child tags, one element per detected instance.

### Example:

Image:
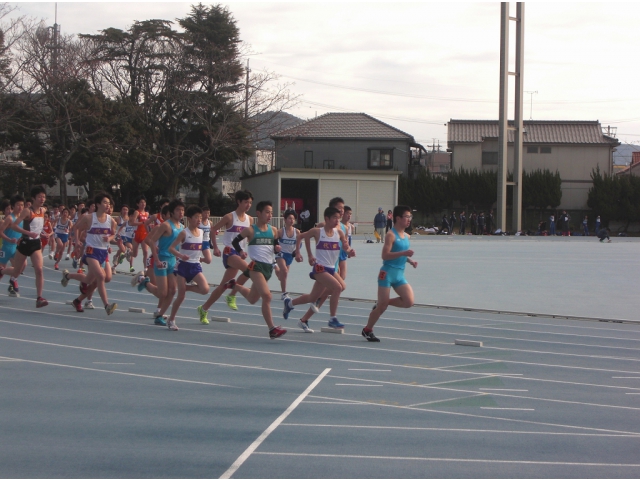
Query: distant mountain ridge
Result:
<box><xmin>613</xmin><ymin>143</ymin><xmax>640</xmax><ymax>165</ymax></box>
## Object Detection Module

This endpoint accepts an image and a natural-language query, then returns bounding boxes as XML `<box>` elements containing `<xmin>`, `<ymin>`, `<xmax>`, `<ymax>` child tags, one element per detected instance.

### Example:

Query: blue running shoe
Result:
<box><xmin>328</xmin><ymin>317</ymin><xmax>344</xmax><ymax>329</ymax></box>
<box><xmin>154</xmin><ymin>315</ymin><xmax>167</xmax><ymax>326</ymax></box>
<box><xmin>283</xmin><ymin>297</ymin><xmax>294</xmax><ymax>320</ymax></box>
<box><xmin>72</xmin><ymin>258</ymin><xmax>78</xmax><ymax>269</ymax></box>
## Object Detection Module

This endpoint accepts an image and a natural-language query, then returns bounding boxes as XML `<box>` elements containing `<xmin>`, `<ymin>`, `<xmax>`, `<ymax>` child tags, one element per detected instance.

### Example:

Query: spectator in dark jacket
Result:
<box><xmin>449</xmin><ymin>212</ymin><xmax>456</xmax><ymax>235</ymax></box>
<box><xmin>374</xmin><ymin>207</ymin><xmax>386</xmax><ymax>242</ymax></box>
<box><xmin>459</xmin><ymin>211</ymin><xmax>466</xmax><ymax>235</ymax></box>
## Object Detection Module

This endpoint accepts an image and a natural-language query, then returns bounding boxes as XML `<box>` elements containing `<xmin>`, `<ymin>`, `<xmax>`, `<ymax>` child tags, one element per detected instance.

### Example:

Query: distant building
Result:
<box><xmin>616</xmin><ymin>151</ymin><xmax>640</xmax><ymax>177</ymax></box>
<box><xmin>447</xmin><ymin>120</ymin><xmax>619</xmax><ymax>210</ymax></box>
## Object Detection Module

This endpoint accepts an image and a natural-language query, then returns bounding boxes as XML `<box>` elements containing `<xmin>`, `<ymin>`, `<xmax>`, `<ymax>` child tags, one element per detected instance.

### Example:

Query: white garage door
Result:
<box><xmin>319</xmin><ymin>180</ymin><xmax>358</xmax><ymax>215</ymax></box>
<box><xmin>357</xmin><ymin>180</ymin><xmax>395</xmax><ymax>224</ymax></box>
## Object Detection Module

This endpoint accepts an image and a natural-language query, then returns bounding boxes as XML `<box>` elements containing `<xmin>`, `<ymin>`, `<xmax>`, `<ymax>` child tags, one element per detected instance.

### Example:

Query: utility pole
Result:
<box><xmin>524</xmin><ymin>90</ymin><xmax>537</xmax><ymax>120</ymax></box>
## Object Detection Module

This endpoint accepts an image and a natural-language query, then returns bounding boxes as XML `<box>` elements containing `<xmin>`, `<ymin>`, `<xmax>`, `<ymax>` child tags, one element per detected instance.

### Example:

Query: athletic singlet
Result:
<box><xmin>343</xmin><ymin>222</ymin><xmax>352</xmax><ymax>245</ymax></box>
<box><xmin>54</xmin><ymin>219</ymin><xmax>71</xmax><ymax>236</ymax></box>
<box><xmin>40</xmin><ymin>221</ymin><xmax>53</xmax><ymax>238</ymax></box>
<box><xmin>123</xmin><ymin>220</ymin><xmax>135</xmax><ymax>238</ymax></box>
<box><xmin>135</xmin><ymin>211</ymin><xmax>149</xmax><ymax>236</ymax></box>
<box><xmin>22</xmin><ymin>208</ymin><xmax>45</xmax><ymax>239</ymax></box>
<box><xmin>2</xmin><ymin>213</ymin><xmax>22</xmax><ymax>248</ymax></box>
<box><xmin>223</xmin><ymin>211</ymin><xmax>249</xmax><ymax>250</ymax></box>
<box><xmin>85</xmin><ymin>213</ymin><xmax>113</xmax><ymax>250</ymax></box>
<box><xmin>198</xmin><ymin>220</ymin><xmax>211</xmax><ymax>243</ymax></box>
<box><xmin>279</xmin><ymin>227</ymin><xmax>297</xmax><ymax>255</ymax></box>
<box><xmin>157</xmin><ymin>220</ymin><xmax>183</xmax><ymax>259</ymax></box>
<box><xmin>315</xmin><ymin>227</ymin><xmax>341</xmax><ymax>268</ymax></box>
<box><xmin>247</xmin><ymin>225</ymin><xmax>275</xmax><ymax>264</ymax></box>
<box><xmin>181</xmin><ymin>228</ymin><xmax>203</xmax><ymax>263</ymax></box>
<box><xmin>383</xmin><ymin>228</ymin><xmax>410</xmax><ymax>270</ymax></box>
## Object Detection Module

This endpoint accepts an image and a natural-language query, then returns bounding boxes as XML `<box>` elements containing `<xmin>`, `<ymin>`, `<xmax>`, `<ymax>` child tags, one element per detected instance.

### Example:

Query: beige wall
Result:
<box><xmin>451</xmin><ymin>143</ymin><xmax>613</xmax><ymax>209</ymax></box>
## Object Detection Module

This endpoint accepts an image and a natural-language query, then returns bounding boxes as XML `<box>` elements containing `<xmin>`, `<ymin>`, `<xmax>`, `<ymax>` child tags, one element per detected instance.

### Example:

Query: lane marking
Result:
<box><xmin>281</xmin><ymin>423</ymin><xmax>640</xmax><ymax>437</ymax></box>
<box><xmin>479</xmin><ymin>389</ymin><xmax>529</xmax><ymax>392</ymax></box>
<box><xmin>348</xmin><ymin>369</ymin><xmax>392</xmax><ymax>372</ymax></box>
<box><xmin>335</xmin><ymin>384</ymin><xmax>382</xmax><ymax>387</ymax></box>
<box><xmin>613</xmin><ymin>376</ymin><xmax>640</xmax><ymax>379</ymax></box>
<box><xmin>481</xmin><ymin>407</ymin><xmax>535</xmax><ymax>411</ymax></box>
<box><xmin>407</xmin><ymin>393</ymin><xmax>487</xmax><ymax>408</ymax></box>
<box><xmin>93</xmin><ymin>362</ymin><xmax>135</xmax><ymax>365</ymax></box>
<box><xmin>219</xmin><ymin>368</ymin><xmax>330</xmax><ymax>479</ymax></box>
<box><xmin>252</xmin><ymin>451</ymin><xmax>640</xmax><ymax>467</ymax></box>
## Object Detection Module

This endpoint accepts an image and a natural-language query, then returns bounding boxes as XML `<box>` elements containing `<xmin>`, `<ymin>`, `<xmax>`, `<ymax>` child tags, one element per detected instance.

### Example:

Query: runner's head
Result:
<box><xmin>1</xmin><ymin>199</ymin><xmax>10</xmax><ymax>216</ymax></box>
<box><xmin>134</xmin><ymin>195</ymin><xmax>146</xmax><ymax>210</ymax></box>
<box><xmin>234</xmin><ymin>190</ymin><xmax>253</xmax><ymax>212</ymax></box>
<box><xmin>393</xmin><ymin>205</ymin><xmax>412</xmax><ymax>226</ymax></box>
<box><xmin>323</xmin><ymin>206</ymin><xmax>341</xmax><ymax>228</ymax></box>
<box><xmin>255</xmin><ymin>200</ymin><xmax>273</xmax><ymax>223</ymax></box>
<box><xmin>342</xmin><ymin>205</ymin><xmax>352</xmax><ymax>222</ymax></box>
<box><xmin>60</xmin><ymin>207</ymin><xmax>69</xmax><ymax>220</ymax></box>
<box><xmin>283</xmin><ymin>209</ymin><xmax>296</xmax><ymax>226</ymax></box>
<box><xmin>30</xmin><ymin>186</ymin><xmax>46</xmax><ymax>206</ymax></box>
<box><xmin>10</xmin><ymin>194</ymin><xmax>25</xmax><ymax>213</ymax></box>
<box><xmin>167</xmin><ymin>199</ymin><xmax>185</xmax><ymax>221</ymax></box>
<box><xmin>94</xmin><ymin>192</ymin><xmax>114</xmax><ymax>213</ymax></box>
<box><xmin>120</xmin><ymin>204</ymin><xmax>129</xmax><ymax>216</ymax></box>
<box><xmin>185</xmin><ymin>205</ymin><xmax>203</xmax><ymax>228</ymax></box>
<box><xmin>201</xmin><ymin>205</ymin><xmax>210</xmax><ymax>220</ymax></box>
<box><xmin>329</xmin><ymin>197</ymin><xmax>345</xmax><ymax>217</ymax></box>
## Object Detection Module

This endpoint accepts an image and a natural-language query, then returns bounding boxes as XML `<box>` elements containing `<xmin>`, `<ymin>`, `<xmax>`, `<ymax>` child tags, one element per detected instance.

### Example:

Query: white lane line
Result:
<box><xmin>219</xmin><ymin>368</ymin><xmax>330</xmax><ymax>479</ymax></box>
<box><xmin>348</xmin><ymin>369</ymin><xmax>392</xmax><ymax>372</ymax></box>
<box><xmin>625</xmin><ymin>393</ymin><xmax>640</xmax><ymax>395</ymax></box>
<box><xmin>305</xmin><ymin>394</ymin><xmax>640</xmax><ymax>436</ymax></box>
<box><xmin>335</xmin><ymin>384</ymin><xmax>382</xmax><ymax>387</ymax></box>
<box><xmin>93</xmin><ymin>362</ymin><xmax>135</xmax><ymax>365</ymax></box>
<box><xmin>1</xmin><ymin>356</ymin><xmax>237</xmax><ymax>388</ymax></box>
<box><xmin>479</xmin><ymin>389</ymin><xmax>529</xmax><ymax>392</ymax></box>
<box><xmin>613</xmin><ymin>376</ymin><xmax>640</xmax><ymax>379</ymax></box>
<box><xmin>302</xmin><ymin>401</ymin><xmax>360</xmax><ymax>405</ymax></box>
<box><xmin>481</xmin><ymin>407</ymin><xmax>535</xmax><ymax>411</ymax></box>
<box><xmin>281</xmin><ymin>423</ymin><xmax>640</xmax><ymax>437</ymax></box>
<box><xmin>252</xmin><ymin>451</ymin><xmax>640</xmax><ymax>467</ymax></box>
<box><xmin>407</xmin><ymin>393</ymin><xmax>487</xmax><ymax>408</ymax></box>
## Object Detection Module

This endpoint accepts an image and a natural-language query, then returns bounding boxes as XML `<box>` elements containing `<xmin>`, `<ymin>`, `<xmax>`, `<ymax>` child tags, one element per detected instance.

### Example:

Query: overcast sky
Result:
<box><xmin>7</xmin><ymin>1</ymin><xmax>640</xmax><ymax>158</ymax></box>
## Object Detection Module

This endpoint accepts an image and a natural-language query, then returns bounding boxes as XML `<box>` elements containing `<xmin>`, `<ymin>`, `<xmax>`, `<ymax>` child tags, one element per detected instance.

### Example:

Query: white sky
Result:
<box><xmin>7</xmin><ymin>1</ymin><xmax>640</xmax><ymax>153</ymax></box>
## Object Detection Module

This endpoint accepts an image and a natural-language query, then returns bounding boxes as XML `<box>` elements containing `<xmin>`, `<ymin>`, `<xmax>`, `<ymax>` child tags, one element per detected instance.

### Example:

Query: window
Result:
<box><xmin>540</xmin><ymin>147</ymin><xmax>552</xmax><ymax>154</ymax></box>
<box><xmin>527</xmin><ymin>146</ymin><xmax>538</xmax><ymax>154</ymax></box>
<box><xmin>257</xmin><ymin>164</ymin><xmax>267</xmax><ymax>173</ymax></box>
<box><xmin>368</xmin><ymin>148</ymin><xmax>393</xmax><ymax>169</ymax></box>
<box><xmin>323</xmin><ymin>159</ymin><xmax>335</xmax><ymax>169</ymax></box>
<box><xmin>481</xmin><ymin>151</ymin><xmax>499</xmax><ymax>165</ymax></box>
<box><xmin>304</xmin><ymin>151</ymin><xmax>313</xmax><ymax>168</ymax></box>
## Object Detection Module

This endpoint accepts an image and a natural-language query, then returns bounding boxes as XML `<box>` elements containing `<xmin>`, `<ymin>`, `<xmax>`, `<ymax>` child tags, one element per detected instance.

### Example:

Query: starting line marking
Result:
<box><xmin>481</xmin><ymin>407</ymin><xmax>535</xmax><ymax>411</ymax></box>
<box><xmin>335</xmin><ymin>383</ymin><xmax>383</xmax><ymax>387</ymax></box>
<box><xmin>455</xmin><ymin>339</ymin><xmax>483</xmax><ymax>347</ymax></box>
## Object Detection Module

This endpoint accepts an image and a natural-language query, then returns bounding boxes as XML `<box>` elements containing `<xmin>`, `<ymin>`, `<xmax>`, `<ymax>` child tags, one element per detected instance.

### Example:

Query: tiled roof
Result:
<box><xmin>271</xmin><ymin>113</ymin><xmax>414</xmax><ymax>141</ymax></box>
<box><xmin>447</xmin><ymin>120</ymin><xmax>619</xmax><ymax>145</ymax></box>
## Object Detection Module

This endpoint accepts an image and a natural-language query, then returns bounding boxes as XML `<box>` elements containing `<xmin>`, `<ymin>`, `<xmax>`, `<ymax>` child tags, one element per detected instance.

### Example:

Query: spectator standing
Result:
<box><xmin>385</xmin><ymin>210</ymin><xmax>393</xmax><ymax>233</ymax></box>
<box><xmin>561</xmin><ymin>211</ymin><xmax>571</xmax><ymax>236</ymax></box>
<box><xmin>549</xmin><ymin>214</ymin><xmax>556</xmax><ymax>236</ymax></box>
<box><xmin>374</xmin><ymin>207</ymin><xmax>386</xmax><ymax>243</ymax></box>
<box><xmin>595</xmin><ymin>216</ymin><xmax>601</xmax><ymax>234</ymax></box>
<box><xmin>582</xmin><ymin>216</ymin><xmax>589</xmax><ymax>236</ymax></box>
<box><xmin>459</xmin><ymin>211</ymin><xmax>467</xmax><ymax>235</ymax></box>
<box><xmin>477</xmin><ymin>212</ymin><xmax>485</xmax><ymax>235</ymax></box>
<box><xmin>449</xmin><ymin>212</ymin><xmax>456</xmax><ymax>235</ymax></box>
<box><xmin>438</xmin><ymin>214</ymin><xmax>450</xmax><ymax>235</ymax></box>
<box><xmin>470</xmin><ymin>212</ymin><xmax>477</xmax><ymax>235</ymax></box>
<box><xmin>486</xmin><ymin>210</ymin><xmax>494</xmax><ymax>235</ymax></box>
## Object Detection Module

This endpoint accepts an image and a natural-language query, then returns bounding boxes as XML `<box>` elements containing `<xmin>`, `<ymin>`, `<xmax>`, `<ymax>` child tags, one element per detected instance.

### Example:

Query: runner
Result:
<box><xmin>53</xmin><ymin>207</ymin><xmax>73</xmax><ymax>270</ymax></box>
<box><xmin>283</xmin><ymin>205</ymin><xmax>355</xmax><ymax>332</ymax></box>
<box><xmin>198</xmin><ymin>205</ymin><xmax>213</xmax><ymax>265</ymax></box>
<box><xmin>142</xmin><ymin>199</ymin><xmax>170</xmax><ymax>283</ymax></box>
<box><xmin>229</xmin><ymin>200</ymin><xmax>287</xmax><ymax>339</ymax></box>
<box><xmin>40</xmin><ymin>211</ymin><xmax>54</xmax><ymax>258</ymax></box>
<box><xmin>61</xmin><ymin>192</ymin><xmax>118</xmax><ymax>315</ymax></box>
<box><xmin>131</xmin><ymin>199</ymin><xmax>185</xmax><ymax>326</ymax></box>
<box><xmin>65</xmin><ymin>205</ymin><xmax>77</xmax><ymax>260</ymax></box>
<box><xmin>275</xmin><ymin>209</ymin><xmax>302</xmax><ymax>300</ymax></box>
<box><xmin>0</xmin><ymin>196</ymin><xmax>25</xmax><ymax>292</ymax></box>
<box><xmin>129</xmin><ymin>195</ymin><xmax>149</xmax><ymax>270</ymax></box>
<box><xmin>112</xmin><ymin>204</ymin><xmax>131</xmax><ymax>270</ymax></box>
<box><xmin>362</xmin><ymin>205</ymin><xmax>417</xmax><ymax>342</ymax></box>
<box><xmin>8</xmin><ymin>186</ymin><xmax>49</xmax><ymax>306</ymax></box>
<box><xmin>165</xmin><ymin>205</ymin><xmax>210</xmax><ymax>331</ymax></box>
<box><xmin>196</xmin><ymin>190</ymin><xmax>253</xmax><ymax>323</ymax></box>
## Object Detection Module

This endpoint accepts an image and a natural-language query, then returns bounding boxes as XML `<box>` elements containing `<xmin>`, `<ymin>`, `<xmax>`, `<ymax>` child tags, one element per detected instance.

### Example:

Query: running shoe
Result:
<box><xmin>310</xmin><ymin>298</ymin><xmax>321</xmax><ymax>314</ymax></box>
<box><xmin>225</xmin><ymin>294</ymin><xmax>238</xmax><ymax>311</ymax></box>
<box><xmin>298</xmin><ymin>320</ymin><xmax>314</xmax><ymax>333</ymax></box>
<box><xmin>54</xmin><ymin>263</ymin><xmax>59</xmax><ymax>270</ymax></box>
<box><xmin>118</xmin><ymin>252</ymin><xmax>125</xmax><ymax>264</ymax></box>
<box><xmin>77</xmin><ymin>268</ymin><xmax>84</xmax><ymax>274</ymax></box>
<box><xmin>65</xmin><ymin>254</ymin><xmax>70</xmax><ymax>260</ymax></box>
<box><xmin>361</xmin><ymin>328</ymin><xmax>380</xmax><ymax>342</ymax></box>
<box><xmin>280</xmin><ymin>292</ymin><xmax>290</xmax><ymax>301</ymax></box>
<box><xmin>269</xmin><ymin>325</ymin><xmax>287</xmax><ymax>339</ymax></box>
<box><xmin>328</xmin><ymin>317</ymin><xmax>345</xmax><ymax>329</ymax></box>
<box><xmin>197</xmin><ymin>305</ymin><xmax>209</xmax><ymax>325</ymax></box>
<box><xmin>85</xmin><ymin>300</ymin><xmax>95</xmax><ymax>310</ymax></box>
<box><xmin>72</xmin><ymin>298</ymin><xmax>84</xmax><ymax>312</ymax></box>
<box><xmin>0</xmin><ymin>267</ymin><xmax>3</xmax><ymax>281</ymax></box>
<box><xmin>223</xmin><ymin>278</ymin><xmax>236</xmax><ymax>290</ymax></box>
<box><xmin>283</xmin><ymin>297</ymin><xmax>294</xmax><ymax>319</ymax></box>
<box><xmin>8</xmin><ymin>278</ymin><xmax>19</xmax><ymax>297</ymax></box>
<box><xmin>72</xmin><ymin>258</ymin><xmax>78</xmax><ymax>269</ymax></box>
<box><xmin>48</xmin><ymin>252</ymin><xmax>53</xmax><ymax>259</ymax></box>
<box><xmin>125</xmin><ymin>249</ymin><xmax>131</xmax><ymax>261</ymax></box>
<box><xmin>105</xmin><ymin>303</ymin><xmax>117</xmax><ymax>315</ymax></box>
<box><xmin>36</xmin><ymin>297</ymin><xmax>48</xmax><ymax>308</ymax></box>
<box><xmin>154</xmin><ymin>315</ymin><xmax>167</xmax><ymax>326</ymax></box>
<box><xmin>61</xmin><ymin>269</ymin><xmax>70</xmax><ymax>287</ymax></box>
<box><xmin>79</xmin><ymin>282</ymin><xmax>88</xmax><ymax>295</ymax></box>
<box><xmin>129</xmin><ymin>267</ymin><xmax>135</xmax><ymax>273</ymax></box>
<box><xmin>168</xmin><ymin>320</ymin><xmax>179</xmax><ymax>331</ymax></box>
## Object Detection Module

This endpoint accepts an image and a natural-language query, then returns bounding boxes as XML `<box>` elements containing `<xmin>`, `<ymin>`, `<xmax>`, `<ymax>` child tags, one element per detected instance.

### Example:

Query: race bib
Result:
<box><xmin>378</xmin><ymin>270</ymin><xmax>387</xmax><ymax>281</ymax></box>
<box><xmin>85</xmin><ymin>246</ymin><xmax>94</xmax><ymax>255</ymax></box>
<box><xmin>314</xmin><ymin>264</ymin><xmax>325</xmax><ymax>273</ymax></box>
<box><xmin>157</xmin><ymin>260</ymin><xmax>168</xmax><ymax>270</ymax></box>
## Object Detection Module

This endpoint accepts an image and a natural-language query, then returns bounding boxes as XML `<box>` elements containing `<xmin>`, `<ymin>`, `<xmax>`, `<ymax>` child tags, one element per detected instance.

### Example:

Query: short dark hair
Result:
<box><xmin>167</xmin><ymin>199</ymin><xmax>185</xmax><ymax>216</ymax></box>
<box><xmin>94</xmin><ymin>191</ymin><xmax>114</xmax><ymax>207</ymax></box>
<box><xmin>256</xmin><ymin>200</ymin><xmax>272</xmax><ymax>212</ymax></box>
<box><xmin>161</xmin><ymin>205</ymin><xmax>170</xmax><ymax>217</ymax></box>
<box><xmin>120</xmin><ymin>204</ymin><xmax>129</xmax><ymax>210</ymax></box>
<box><xmin>186</xmin><ymin>205</ymin><xmax>203</xmax><ymax>218</ymax></box>
<box><xmin>159</xmin><ymin>198</ymin><xmax>170</xmax><ymax>207</ymax></box>
<box><xmin>10</xmin><ymin>194</ymin><xmax>25</xmax><ymax>207</ymax></box>
<box><xmin>0</xmin><ymin>199</ymin><xmax>10</xmax><ymax>213</ymax></box>
<box><xmin>235</xmin><ymin>190</ymin><xmax>253</xmax><ymax>204</ymax></box>
<box><xmin>134</xmin><ymin>195</ymin><xmax>146</xmax><ymax>206</ymax></box>
<box><xmin>329</xmin><ymin>197</ymin><xmax>344</xmax><ymax>208</ymax></box>
<box><xmin>393</xmin><ymin>205</ymin><xmax>411</xmax><ymax>223</ymax></box>
<box><xmin>323</xmin><ymin>206</ymin><xmax>340</xmax><ymax>219</ymax></box>
<box><xmin>30</xmin><ymin>185</ymin><xmax>46</xmax><ymax>199</ymax></box>
<box><xmin>343</xmin><ymin>206</ymin><xmax>352</xmax><ymax>213</ymax></box>
<box><xmin>283</xmin><ymin>209</ymin><xmax>297</xmax><ymax>219</ymax></box>
<box><xmin>201</xmin><ymin>205</ymin><xmax>210</xmax><ymax>212</ymax></box>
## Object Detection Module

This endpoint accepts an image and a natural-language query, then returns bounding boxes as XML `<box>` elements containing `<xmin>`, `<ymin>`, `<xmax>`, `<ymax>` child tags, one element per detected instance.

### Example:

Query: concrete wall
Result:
<box><xmin>451</xmin><ymin>143</ymin><xmax>613</xmax><ymax>210</ymax></box>
<box><xmin>275</xmin><ymin>139</ymin><xmax>410</xmax><ymax>176</ymax></box>
<box><xmin>241</xmin><ymin>172</ymin><xmax>280</xmax><ymax>216</ymax></box>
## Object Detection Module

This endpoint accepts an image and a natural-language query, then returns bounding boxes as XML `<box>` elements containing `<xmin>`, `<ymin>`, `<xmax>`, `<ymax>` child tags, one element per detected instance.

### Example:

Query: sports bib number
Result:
<box><xmin>85</xmin><ymin>246</ymin><xmax>94</xmax><ymax>255</ymax></box>
<box><xmin>157</xmin><ymin>260</ymin><xmax>168</xmax><ymax>270</ymax></box>
<box><xmin>378</xmin><ymin>270</ymin><xmax>387</xmax><ymax>281</ymax></box>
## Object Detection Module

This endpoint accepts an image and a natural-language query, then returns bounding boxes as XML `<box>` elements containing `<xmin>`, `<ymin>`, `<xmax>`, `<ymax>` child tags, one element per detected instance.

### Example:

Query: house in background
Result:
<box><xmin>447</xmin><ymin>120</ymin><xmax>619</xmax><ymax>210</ymax></box>
<box><xmin>616</xmin><ymin>151</ymin><xmax>640</xmax><ymax>177</ymax></box>
<box><xmin>240</xmin><ymin>112</ymin><xmax>427</xmax><ymax>225</ymax></box>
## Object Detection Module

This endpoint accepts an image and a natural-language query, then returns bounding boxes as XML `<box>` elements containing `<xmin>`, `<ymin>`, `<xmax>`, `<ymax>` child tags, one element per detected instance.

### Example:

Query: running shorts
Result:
<box><xmin>377</xmin><ymin>266</ymin><xmax>408</xmax><ymax>289</ymax></box>
<box><xmin>243</xmin><ymin>260</ymin><xmax>273</xmax><ymax>281</ymax></box>
<box><xmin>17</xmin><ymin>238</ymin><xmax>41</xmax><ymax>256</ymax></box>
<box><xmin>154</xmin><ymin>256</ymin><xmax>176</xmax><ymax>277</ymax></box>
<box><xmin>309</xmin><ymin>263</ymin><xmax>336</xmax><ymax>280</ymax></box>
<box><xmin>175</xmin><ymin>261</ymin><xmax>202</xmax><ymax>283</ymax></box>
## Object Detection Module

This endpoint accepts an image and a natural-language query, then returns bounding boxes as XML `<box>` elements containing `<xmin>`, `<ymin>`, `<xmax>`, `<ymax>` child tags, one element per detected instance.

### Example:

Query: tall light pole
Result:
<box><xmin>525</xmin><ymin>90</ymin><xmax>538</xmax><ymax>120</ymax></box>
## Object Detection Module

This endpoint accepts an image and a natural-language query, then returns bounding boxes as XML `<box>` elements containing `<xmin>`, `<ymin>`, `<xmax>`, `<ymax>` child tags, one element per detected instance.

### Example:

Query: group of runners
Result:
<box><xmin>0</xmin><ymin>187</ymin><xmax>418</xmax><ymax>342</ymax></box>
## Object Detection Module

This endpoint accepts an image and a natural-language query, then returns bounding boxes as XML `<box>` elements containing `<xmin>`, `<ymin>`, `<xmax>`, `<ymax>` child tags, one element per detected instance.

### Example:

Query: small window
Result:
<box><xmin>304</xmin><ymin>151</ymin><xmax>313</xmax><ymax>168</ymax></box>
<box><xmin>481</xmin><ymin>151</ymin><xmax>499</xmax><ymax>165</ymax></box>
<box><xmin>368</xmin><ymin>148</ymin><xmax>393</xmax><ymax>169</ymax></box>
<box><xmin>323</xmin><ymin>159</ymin><xmax>335</xmax><ymax>169</ymax></box>
<box><xmin>257</xmin><ymin>164</ymin><xmax>267</xmax><ymax>173</ymax></box>
<box><xmin>527</xmin><ymin>146</ymin><xmax>538</xmax><ymax>154</ymax></box>
<box><xmin>540</xmin><ymin>147</ymin><xmax>552</xmax><ymax>154</ymax></box>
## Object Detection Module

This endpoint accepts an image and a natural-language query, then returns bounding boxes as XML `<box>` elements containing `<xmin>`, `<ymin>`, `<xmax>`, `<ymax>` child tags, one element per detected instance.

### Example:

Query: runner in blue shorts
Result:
<box><xmin>362</xmin><ymin>205</ymin><xmax>418</xmax><ymax>342</ymax></box>
<box><xmin>275</xmin><ymin>209</ymin><xmax>302</xmax><ymax>300</ymax></box>
<box><xmin>0</xmin><ymin>197</ymin><xmax>25</xmax><ymax>282</ymax></box>
<box><xmin>198</xmin><ymin>206</ymin><xmax>213</xmax><ymax>264</ymax></box>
